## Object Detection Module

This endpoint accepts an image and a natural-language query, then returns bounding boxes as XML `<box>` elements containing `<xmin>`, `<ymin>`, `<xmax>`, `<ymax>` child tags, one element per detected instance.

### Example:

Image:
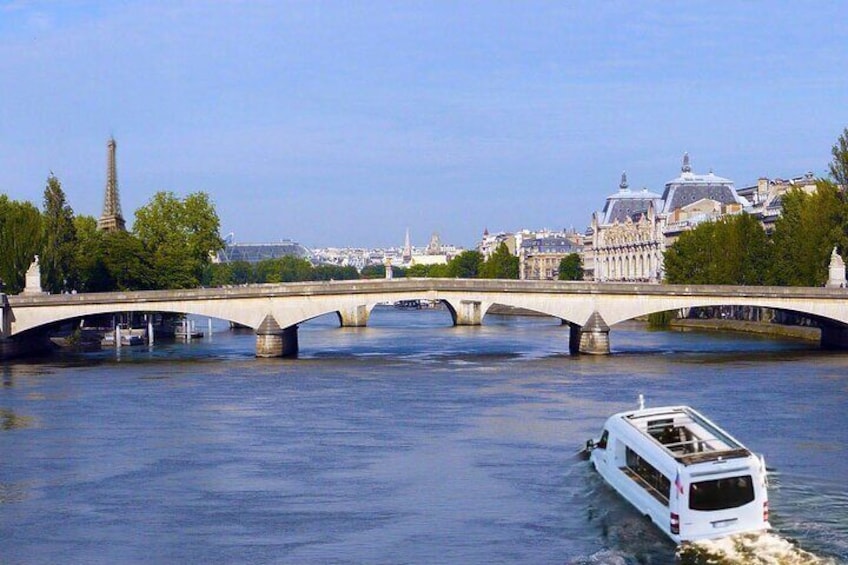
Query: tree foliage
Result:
<box><xmin>770</xmin><ymin>181</ymin><xmax>847</xmax><ymax>286</ymax></box>
<box><xmin>133</xmin><ymin>191</ymin><xmax>224</xmax><ymax>289</ymax></box>
<box><xmin>664</xmin><ymin>213</ymin><xmax>772</xmax><ymax>285</ymax></box>
<box><xmin>557</xmin><ymin>253</ymin><xmax>584</xmax><ymax>281</ymax></box>
<box><xmin>479</xmin><ymin>242</ymin><xmax>519</xmax><ymax>279</ymax></box>
<box><xmin>830</xmin><ymin>127</ymin><xmax>848</xmax><ymax>191</ymax></box>
<box><xmin>73</xmin><ymin>215</ymin><xmax>109</xmax><ymax>292</ymax></box>
<box><xmin>0</xmin><ymin>196</ymin><xmax>43</xmax><ymax>293</ymax></box>
<box><xmin>446</xmin><ymin>250</ymin><xmax>483</xmax><ymax>278</ymax></box>
<box><xmin>360</xmin><ymin>264</ymin><xmax>408</xmax><ymax>279</ymax></box>
<box><xmin>98</xmin><ymin>231</ymin><xmax>156</xmax><ymax>291</ymax></box>
<box><xmin>40</xmin><ymin>174</ymin><xmax>78</xmax><ymax>293</ymax></box>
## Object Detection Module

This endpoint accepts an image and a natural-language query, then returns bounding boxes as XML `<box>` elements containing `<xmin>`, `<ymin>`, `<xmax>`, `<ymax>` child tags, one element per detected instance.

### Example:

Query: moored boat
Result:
<box><xmin>586</xmin><ymin>396</ymin><xmax>770</xmax><ymax>543</ymax></box>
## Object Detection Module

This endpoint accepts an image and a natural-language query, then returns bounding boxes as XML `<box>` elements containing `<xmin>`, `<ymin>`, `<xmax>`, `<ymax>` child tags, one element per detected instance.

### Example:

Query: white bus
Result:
<box><xmin>587</xmin><ymin>399</ymin><xmax>770</xmax><ymax>543</ymax></box>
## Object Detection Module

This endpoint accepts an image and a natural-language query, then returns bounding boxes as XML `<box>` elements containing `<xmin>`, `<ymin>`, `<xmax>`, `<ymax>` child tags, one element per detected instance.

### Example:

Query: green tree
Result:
<box><xmin>0</xmin><ymin>196</ymin><xmax>43</xmax><ymax>293</ymax></box>
<box><xmin>664</xmin><ymin>213</ymin><xmax>772</xmax><ymax>285</ymax></box>
<box><xmin>99</xmin><ymin>230</ymin><xmax>155</xmax><ymax>291</ymax></box>
<box><xmin>312</xmin><ymin>265</ymin><xmax>359</xmax><ymax>281</ymax></box>
<box><xmin>830</xmin><ymin>127</ymin><xmax>848</xmax><ymax>191</ymax></box>
<box><xmin>40</xmin><ymin>174</ymin><xmax>78</xmax><ymax>293</ymax></box>
<box><xmin>480</xmin><ymin>242</ymin><xmax>519</xmax><ymax>279</ymax></box>
<box><xmin>664</xmin><ymin>221</ymin><xmax>718</xmax><ymax>284</ymax></box>
<box><xmin>229</xmin><ymin>260</ymin><xmax>255</xmax><ymax>284</ymax></box>
<box><xmin>255</xmin><ymin>256</ymin><xmax>314</xmax><ymax>283</ymax></box>
<box><xmin>770</xmin><ymin>181</ymin><xmax>847</xmax><ymax>286</ymax></box>
<box><xmin>405</xmin><ymin>264</ymin><xmax>433</xmax><ymax>277</ymax></box>
<box><xmin>446</xmin><ymin>250</ymin><xmax>483</xmax><ymax>278</ymax></box>
<box><xmin>133</xmin><ymin>191</ymin><xmax>224</xmax><ymax>289</ymax></box>
<box><xmin>73</xmin><ymin>215</ymin><xmax>109</xmax><ymax>292</ymax></box>
<box><xmin>361</xmin><ymin>264</ymin><xmax>408</xmax><ymax>279</ymax></box>
<box><xmin>204</xmin><ymin>262</ymin><xmax>234</xmax><ymax>287</ymax></box>
<box><xmin>557</xmin><ymin>253</ymin><xmax>584</xmax><ymax>281</ymax></box>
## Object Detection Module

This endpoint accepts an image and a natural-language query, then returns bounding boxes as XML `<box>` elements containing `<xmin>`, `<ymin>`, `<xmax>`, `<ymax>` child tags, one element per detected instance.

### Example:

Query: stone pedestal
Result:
<box><xmin>576</xmin><ymin>311</ymin><xmax>610</xmax><ymax>355</ymax></box>
<box><xmin>337</xmin><ymin>304</ymin><xmax>370</xmax><ymax>327</ymax></box>
<box><xmin>255</xmin><ymin>315</ymin><xmax>298</xmax><ymax>357</ymax></box>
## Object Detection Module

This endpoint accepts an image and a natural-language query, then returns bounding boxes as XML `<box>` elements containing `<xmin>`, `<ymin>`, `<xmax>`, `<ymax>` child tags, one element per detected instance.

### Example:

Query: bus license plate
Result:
<box><xmin>711</xmin><ymin>518</ymin><xmax>738</xmax><ymax>528</ymax></box>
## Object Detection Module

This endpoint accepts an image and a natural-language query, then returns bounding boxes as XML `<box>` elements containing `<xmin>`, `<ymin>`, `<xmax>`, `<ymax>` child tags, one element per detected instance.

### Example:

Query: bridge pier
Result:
<box><xmin>337</xmin><ymin>304</ymin><xmax>370</xmax><ymax>327</ymax></box>
<box><xmin>255</xmin><ymin>315</ymin><xmax>298</xmax><ymax>358</ymax></box>
<box><xmin>571</xmin><ymin>312</ymin><xmax>610</xmax><ymax>355</ymax></box>
<box><xmin>446</xmin><ymin>299</ymin><xmax>486</xmax><ymax>326</ymax></box>
<box><xmin>820</xmin><ymin>322</ymin><xmax>848</xmax><ymax>350</ymax></box>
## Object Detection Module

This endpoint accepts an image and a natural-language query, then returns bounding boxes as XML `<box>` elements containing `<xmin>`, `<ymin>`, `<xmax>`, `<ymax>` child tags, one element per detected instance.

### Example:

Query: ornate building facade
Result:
<box><xmin>584</xmin><ymin>154</ymin><xmax>749</xmax><ymax>282</ymax></box>
<box><xmin>585</xmin><ymin>172</ymin><xmax>664</xmax><ymax>282</ymax></box>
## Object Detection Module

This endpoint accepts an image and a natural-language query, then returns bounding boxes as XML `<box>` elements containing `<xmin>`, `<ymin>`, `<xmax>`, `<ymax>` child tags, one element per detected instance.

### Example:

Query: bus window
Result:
<box><xmin>689</xmin><ymin>475</ymin><xmax>755</xmax><ymax>511</ymax></box>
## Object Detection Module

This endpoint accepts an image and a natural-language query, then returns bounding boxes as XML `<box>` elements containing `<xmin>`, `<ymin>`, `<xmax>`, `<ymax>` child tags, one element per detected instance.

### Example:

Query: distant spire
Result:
<box><xmin>619</xmin><ymin>170</ymin><xmax>629</xmax><ymax>191</ymax></box>
<box><xmin>403</xmin><ymin>227</ymin><xmax>412</xmax><ymax>261</ymax></box>
<box><xmin>681</xmin><ymin>152</ymin><xmax>692</xmax><ymax>173</ymax></box>
<box><xmin>97</xmin><ymin>137</ymin><xmax>126</xmax><ymax>232</ymax></box>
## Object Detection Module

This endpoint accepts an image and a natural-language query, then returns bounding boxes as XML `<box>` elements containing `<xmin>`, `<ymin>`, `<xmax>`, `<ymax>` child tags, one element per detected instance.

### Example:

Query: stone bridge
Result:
<box><xmin>2</xmin><ymin>279</ymin><xmax>848</xmax><ymax>356</ymax></box>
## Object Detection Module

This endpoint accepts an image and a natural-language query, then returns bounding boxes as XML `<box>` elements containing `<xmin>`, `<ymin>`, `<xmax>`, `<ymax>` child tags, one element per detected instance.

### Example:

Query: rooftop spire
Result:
<box><xmin>681</xmin><ymin>152</ymin><xmax>692</xmax><ymax>173</ymax></box>
<box><xmin>619</xmin><ymin>170</ymin><xmax>629</xmax><ymax>191</ymax></box>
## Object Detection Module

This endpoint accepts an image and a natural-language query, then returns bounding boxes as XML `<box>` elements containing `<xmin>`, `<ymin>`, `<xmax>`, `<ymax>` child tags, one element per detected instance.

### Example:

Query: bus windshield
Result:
<box><xmin>689</xmin><ymin>475</ymin><xmax>755</xmax><ymax>511</ymax></box>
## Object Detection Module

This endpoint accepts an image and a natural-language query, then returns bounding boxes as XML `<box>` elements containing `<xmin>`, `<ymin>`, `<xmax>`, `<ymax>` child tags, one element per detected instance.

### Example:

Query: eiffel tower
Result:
<box><xmin>97</xmin><ymin>137</ymin><xmax>126</xmax><ymax>232</ymax></box>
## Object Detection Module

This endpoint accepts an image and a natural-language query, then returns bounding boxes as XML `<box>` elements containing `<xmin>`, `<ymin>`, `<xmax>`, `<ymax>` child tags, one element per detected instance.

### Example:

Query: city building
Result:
<box><xmin>584</xmin><ymin>154</ymin><xmax>748</xmax><ymax>282</ymax></box>
<box><xmin>214</xmin><ymin>238</ymin><xmax>311</xmax><ymax>264</ymax></box>
<box><xmin>736</xmin><ymin>172</ymin><xmax>817</xmax><ymax>234</ymax></box>
<box><xmin>477</xmin><ymin>229</ymin><xmax>516</xmax><ymax>259</ymax></box>
<box><xmin>660</xmin><ymin>153</ymin><xmax>749</xmax><ymax>245</ymax></box>
<box><xmin>518</xmin><ymin>231</ymin><xmax>583</xmax><ymax>280</ymax></box>
<box><xmin>585</xmin><ymin>171</ymin><xmax>664</xmax><ymax>282</ymax></box>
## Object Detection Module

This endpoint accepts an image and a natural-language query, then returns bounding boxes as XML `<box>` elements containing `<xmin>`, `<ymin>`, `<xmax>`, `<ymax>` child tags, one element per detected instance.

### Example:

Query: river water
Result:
<box><xmin>1</xmin><ymin>307</ymin><xmax>846</xmax><ymax>564</ymax></box>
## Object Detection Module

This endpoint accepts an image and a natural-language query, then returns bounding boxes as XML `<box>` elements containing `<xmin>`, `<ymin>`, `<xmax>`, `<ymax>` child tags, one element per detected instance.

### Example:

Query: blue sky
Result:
<box><xmin>1</xmin><ymin>1</ymin><xmax>847</xmax><ymax>248</ymax></box>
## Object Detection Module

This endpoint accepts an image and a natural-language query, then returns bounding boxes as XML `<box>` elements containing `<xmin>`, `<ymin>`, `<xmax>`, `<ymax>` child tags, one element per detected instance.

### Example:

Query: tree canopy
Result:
<box><xmin>557</xmin><ymin>253</ymin><xmax>584</xmax><ymax>281</ymax></box>
<box><xmin>446</xmin><ymin>250</ymin><xmax>484</xmax><ymax>278</ymax></box>
<box><xmin>664</xmin><ymin>213</ymin><xmax>772</xmax><ymax>285</ymax></box>
<box><xmin>0</xmin><ymin>196</ymin><xmax>43</xmax><ymax>293</ymax></box>
<box><xmin>133</xmin><ymin>191</ymin><xmax>224</xmax><ymax>289</ymax></box>
<box><xmin>479</xmin><ymin>242</ymin><xmax>519</xmax><ymax>279</ymax></box>
<box><xmin>829</xmin><ymin>127</ymin><xmax>848</xmax><ymax>191</ymax></box>
<box><xmin>769</xmin><ymin>180</ymin><xmax>847</xmax><ymax>286</ymax></box>
<box><xmin>40</xmin><ymin>174</ymin><xmax>78</xmax><ymax>293</ymax></box>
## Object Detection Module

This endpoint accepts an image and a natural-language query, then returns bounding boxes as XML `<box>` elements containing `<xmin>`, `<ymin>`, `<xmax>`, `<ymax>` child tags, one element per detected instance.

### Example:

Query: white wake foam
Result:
<box><xmin>677</xmin><ymin>532</ymin><xmax>837</xmax><ymax>564</ymax></box>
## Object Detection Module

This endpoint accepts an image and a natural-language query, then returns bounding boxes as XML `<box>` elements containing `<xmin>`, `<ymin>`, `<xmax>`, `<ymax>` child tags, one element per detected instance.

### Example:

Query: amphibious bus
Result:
<box><xmin>586</xmin><ymin>398</ymin><xmax>770</xmax><ymax>543</ymax></box>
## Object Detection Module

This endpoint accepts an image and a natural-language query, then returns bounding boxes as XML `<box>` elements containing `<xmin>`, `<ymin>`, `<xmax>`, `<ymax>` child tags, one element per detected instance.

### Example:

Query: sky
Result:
<box><xmin>1</xmin><ymin>1</ymin><xmax>847</xmax><ymax>249</ymax></box>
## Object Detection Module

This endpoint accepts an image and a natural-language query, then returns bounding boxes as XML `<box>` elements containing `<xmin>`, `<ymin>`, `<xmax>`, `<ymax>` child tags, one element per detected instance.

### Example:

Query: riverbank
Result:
<box><xmin>668</xmin><ymin>318</ymin><xmax>820</xmax><ymax>341</ymax></box>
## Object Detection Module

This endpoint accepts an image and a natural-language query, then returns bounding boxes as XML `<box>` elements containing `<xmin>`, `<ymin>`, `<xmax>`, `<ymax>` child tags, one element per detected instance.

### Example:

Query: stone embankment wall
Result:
<box><xmin>669</xmin><ymin>318</ymin><xmax>819</xmax><ymax>340</ymax></box>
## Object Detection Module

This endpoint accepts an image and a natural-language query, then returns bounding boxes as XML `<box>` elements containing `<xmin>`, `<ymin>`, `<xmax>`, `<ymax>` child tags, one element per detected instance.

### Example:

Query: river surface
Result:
<box><xmin>1</xmin><ymin>307</ymin><xmax>846</xmax><ymax>564</ymax></box>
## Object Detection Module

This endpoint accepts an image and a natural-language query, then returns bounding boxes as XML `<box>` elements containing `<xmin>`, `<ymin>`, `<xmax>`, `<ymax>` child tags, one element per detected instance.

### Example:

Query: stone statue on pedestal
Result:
<box><xmin>826</xmin><ymin>247</ymin><xmax>846</xmax><ymax>288</ymax></box>
<box><xmin>23</xmin><ymin>255</ymin><xmax>43</xmax><ymax>294</ymax></box>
